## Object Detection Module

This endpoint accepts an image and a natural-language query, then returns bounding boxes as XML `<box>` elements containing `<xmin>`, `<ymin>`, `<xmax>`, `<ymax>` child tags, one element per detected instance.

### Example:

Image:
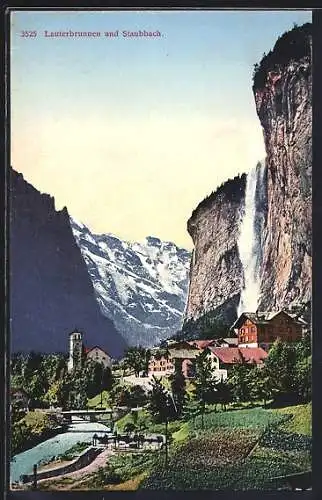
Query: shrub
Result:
<box><xmin>260</xmin><ymin>427</ymin><xmax>312</xmax><ymax>452</ymax></box>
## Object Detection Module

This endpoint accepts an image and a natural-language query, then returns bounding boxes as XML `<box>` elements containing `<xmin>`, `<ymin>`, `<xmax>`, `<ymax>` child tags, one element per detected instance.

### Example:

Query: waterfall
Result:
<box><xmin>237</xmin><ymin>162</ymin><xmax>266</xmax><ymax>317</ymax></box>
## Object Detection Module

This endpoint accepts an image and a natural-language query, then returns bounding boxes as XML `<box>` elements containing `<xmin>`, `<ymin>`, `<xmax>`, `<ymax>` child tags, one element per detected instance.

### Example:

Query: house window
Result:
<box><xmin>241</xmin><ymin>328</ymin><xmax>245</xmax><ymax>333</ymax></box>
<box><xmin>245</xmin><ymin>336</ymin><xmax>248</xmax><ymax>342</ymax></box>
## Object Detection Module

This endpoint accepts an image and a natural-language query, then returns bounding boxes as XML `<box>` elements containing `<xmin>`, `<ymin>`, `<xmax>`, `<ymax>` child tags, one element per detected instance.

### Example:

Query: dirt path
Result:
<box><xmin>37</xmin><ymin>448</ymin><xmax>114</xmax><ymax>485</ymax></box>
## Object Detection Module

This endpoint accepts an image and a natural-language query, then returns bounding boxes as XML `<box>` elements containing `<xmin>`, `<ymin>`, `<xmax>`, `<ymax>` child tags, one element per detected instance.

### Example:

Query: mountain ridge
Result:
<box><xmin>70</xmin><ymin>217</ymin><xmax>191</xmax><ymax>347</ymax></box>
<box><xmin>10</xmin><ymin>168</ymin><xmax>127</xmax><ymax>357</ymax></box>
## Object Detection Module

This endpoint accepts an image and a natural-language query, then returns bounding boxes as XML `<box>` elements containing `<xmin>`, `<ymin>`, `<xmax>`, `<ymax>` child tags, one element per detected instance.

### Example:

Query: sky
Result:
<box><xmin>10</xmin><ymin>9</ymin><xmax>312</xmax><ymax>249</ymax></box>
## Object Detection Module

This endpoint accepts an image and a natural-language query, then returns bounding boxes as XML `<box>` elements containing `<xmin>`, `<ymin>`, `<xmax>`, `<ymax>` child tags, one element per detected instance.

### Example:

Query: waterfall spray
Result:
<box><xmin>237</xmin><ymin>164</ymin><xmax>264</xmax><ymax>316</ymax></box>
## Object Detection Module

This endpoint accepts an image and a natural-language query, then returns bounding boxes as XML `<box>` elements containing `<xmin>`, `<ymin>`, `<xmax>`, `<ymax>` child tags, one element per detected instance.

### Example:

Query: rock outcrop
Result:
<box><xmin>254</xmin><ymin>23</ymin><xmax>312</xmax><ymax>311</ymax></box>
<box><xmin>10</xmin><ymin>168</ymin><xmax>127</xmax><ymax>357</ymax></box>
<box><xmin>184</xmin><ymin>174</ymin><xmax>246</xmax><ymax>330</ymax></box>
<box><xmin>184</xmin><ymin>23</ymin><xmax>311</xmax><ymax>333</ymax></box>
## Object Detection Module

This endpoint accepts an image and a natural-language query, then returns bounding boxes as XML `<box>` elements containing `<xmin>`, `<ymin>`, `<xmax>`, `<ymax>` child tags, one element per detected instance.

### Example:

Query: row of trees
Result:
<box><xmin>11</xmin><ymin>352</ymin><xmax>113</xmax><ymax>410</ymax></box>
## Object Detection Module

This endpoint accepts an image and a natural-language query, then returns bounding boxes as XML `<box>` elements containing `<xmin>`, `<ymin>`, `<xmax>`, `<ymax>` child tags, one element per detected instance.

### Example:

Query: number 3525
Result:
<box><xmin>20</xmin><ymin>31</ymin><xmax>37</xmax><ymax>37</ymax></box>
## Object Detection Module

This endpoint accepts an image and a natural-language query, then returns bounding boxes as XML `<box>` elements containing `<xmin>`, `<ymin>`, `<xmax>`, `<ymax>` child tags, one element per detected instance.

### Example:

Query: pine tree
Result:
<box><xmin>148</xmin><ymin>376</ymin><xmax>176</xmax><ymax>467</ymax></box>
<box><xmin>169</xmin><ymin>359</ymin><xmax>186</xmax><ymax>418</ymax></box>
<box><xmin>193</xmin><ymin>350</ymin><xmax>218</xmax><ymax>429</ymax></box>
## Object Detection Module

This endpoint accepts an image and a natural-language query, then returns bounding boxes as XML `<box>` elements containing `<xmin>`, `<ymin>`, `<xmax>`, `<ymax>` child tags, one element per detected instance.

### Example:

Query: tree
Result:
<box><xmin>24</xmin><ymin>352</ymin><xmax>43</xmax><ymax>380</ymax></box>
<box><xmin>262</xmin><ymin>339</ymin><xmax>311</xmax><ymax>405</ymax></box>
<box><xmin>85</xmin><ymin>361</ymin><xmax>104</xmax><ymax>399</ymax></box>
<box><xmin>295</xmin><ymin>354</ymin><xmax>311</xmax><ymax>403</ymax></box>
<box><xmin>123</xmin><ymin>347</ymin><xmax>149</xmax><ymax>377</ymax></box>
<box><xmin>148</xmin><ymin>376</ymin><xmax>177</xmax><ymax>467</ymax></box>
<box><xmin>248</xmin><ymin>367</ymin><xmax>273</xmax><ymax>408</ymax></box>
<box><xmin>43</xmin><ymin>380</ymin><xmax>62</xmax><ymax>408</ymax></box>
<box><xmin>124</xmin><ymin>422</ymin><xmax>136</xmax><ymax>434</ymax></box>
<box><xmin>70</xmin><ymin>374</ymin><xmax>88</xmax><ymax>409</ymax></box>
<box><xmin>295</xmin><ymin>335</ymin><xmax>311</xmax><ymax>359</ymax></box>
<box><xmin>169</xmin><ymin>359</ymin><xmax>186</xmax><ymax>418</ymax></box>
<box><xmin>215</xmin><ymin>378</ymin><xmax>233</xmax><ymax>411</ymax></box>
<box><xmin>265</xmin><ymin>339</ymin><xmax>298</xmax><ymax>403</ymax></box>
<box><xmin>228</xmin><ymin>362</ymin><xmax>253</xmax><ymax>404</ymax></box>
<box><xmin>193</xmin><ymin>350</ymin><xmax>218</xmax><ymax>429</ymax></box>
<box><xmin>28</xmin><ymin>372</ymin><xmax>48</xmax><ymax>405</ymax></box>
<box><xmin>127</xmin><ymin>385</ymin><xmax>147</xmax><ymax>408</ymax></box>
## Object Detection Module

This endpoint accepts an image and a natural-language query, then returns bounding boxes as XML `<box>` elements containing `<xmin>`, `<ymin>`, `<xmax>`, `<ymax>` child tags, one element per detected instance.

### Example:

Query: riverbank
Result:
<box><xmin>10</xmin><ymin>418</ymin><xmax>111</xmax><ymax>484</ymax></box>
<box><xmin>11</xmin><ymin>410</ymin><xmax>64</xmax><ymax>457</ymax></box>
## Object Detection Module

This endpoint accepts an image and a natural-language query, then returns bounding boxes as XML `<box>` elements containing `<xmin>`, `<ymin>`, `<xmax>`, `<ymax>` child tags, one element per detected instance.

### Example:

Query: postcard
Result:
<box><xmin>8</xmin><ymin>8</ymin><xmax>312</xmax><ymax>493</ymax></box>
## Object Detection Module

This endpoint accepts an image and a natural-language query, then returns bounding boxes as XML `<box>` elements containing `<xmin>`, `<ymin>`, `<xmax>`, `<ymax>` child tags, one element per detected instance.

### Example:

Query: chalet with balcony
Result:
<box><xmin>231</xmin><ymin>310</ymin><xmax>306</xmax><ymax>351</ymax></box>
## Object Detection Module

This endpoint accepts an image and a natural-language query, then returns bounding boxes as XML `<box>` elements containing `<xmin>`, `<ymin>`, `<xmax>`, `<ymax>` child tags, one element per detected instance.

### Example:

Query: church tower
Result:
<box><xmin>67</xmin><ymin>330</ymin><xmax>83</xmax><ymax>372</ymax></box>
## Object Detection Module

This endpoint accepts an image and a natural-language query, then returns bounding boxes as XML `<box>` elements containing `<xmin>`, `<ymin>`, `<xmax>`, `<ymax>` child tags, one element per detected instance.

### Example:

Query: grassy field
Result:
<box><xmin>140</xmin><ymin>403</ymin><xmax>312</xmax><ymax>491</ymax></box>
<box><xmin>273</xmin><ymin>403</ymin><xmax>312</xmax><ymax>436</ymax></box>
<box><xmin>87</xmin><ymin>391</ymin><xmax>112</xmax><ymax>409</ymax></box>
<box><xmin>115</xmin><ymin>408</ymin><xmax>182</xmax><ymax>436</ymax></box>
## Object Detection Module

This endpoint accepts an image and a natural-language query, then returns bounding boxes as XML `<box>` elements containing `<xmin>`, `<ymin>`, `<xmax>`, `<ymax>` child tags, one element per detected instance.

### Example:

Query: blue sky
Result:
<box><xmin>11</xmin><ymin>10</ymin><xmax>312</xmax><ymax>248</ymax></box>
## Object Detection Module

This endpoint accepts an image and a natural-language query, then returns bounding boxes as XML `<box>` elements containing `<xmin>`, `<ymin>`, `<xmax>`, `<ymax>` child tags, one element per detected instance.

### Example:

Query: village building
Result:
<box><xmin>206</xmin><ymin>346</ymin><xmax>268</xmax><ymax>380</ymax></box>
<box><xmin>188</xmin><ymin>339</ymin><xmax>217</xmax><ymax>349</ymax></box>
<box><xmin>84</xmin><ymin>346</ymin><xmax>112</xmax><ymax>369</ymax></box>
<box><xmin>230</xmin><ymin>310</ymin><xmax>306</xmax><ymax>351</ymax></box>
<box><xmin>188</xmin><ymin>337</ymin><xmax>238</xmax><ymax>349</ymax></box>
<box><xmin>67</xmin><ymin>330</ymin><xmax>112</xmax><ymax>372</ymax></box>
<box><xmin>148</xmin><ymin>341</ymin><xmax>199</xmax><ymax>379</ymax></box>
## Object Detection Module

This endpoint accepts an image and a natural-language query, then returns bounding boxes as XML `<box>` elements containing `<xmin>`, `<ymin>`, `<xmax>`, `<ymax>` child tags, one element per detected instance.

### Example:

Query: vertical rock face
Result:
<box><xmin>9</xmin><ymin>168</ymin><xmax>127</xmax><ymax>357</ymax></box>
<box><xmin>253</xmin><ymin>23</ymin><xmax>312</xmax><ymax>310</ymax></box>
<box><xmin>184</xmin><ymin>23</ymin><xmax>311</xmax><ymax>332</ymax></box>
<box><xmin>185</xmin><ymin>175</ymin><xmax>246</xmax><ymax>328</ymax></box>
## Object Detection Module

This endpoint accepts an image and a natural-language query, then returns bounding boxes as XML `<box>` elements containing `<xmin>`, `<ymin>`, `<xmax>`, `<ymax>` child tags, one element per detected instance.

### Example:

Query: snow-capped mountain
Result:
<box><xmin>70</xmin><ymin>217</ymin><xmax>191</xmax><ymax>347</ymax></box>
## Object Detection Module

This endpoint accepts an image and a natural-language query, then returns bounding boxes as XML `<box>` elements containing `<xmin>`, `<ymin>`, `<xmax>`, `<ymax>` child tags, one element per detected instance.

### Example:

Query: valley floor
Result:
<box><xmin>33</xmin><ymin>402</ymin><xmax>311</xmax><ymax>491</ymax></box>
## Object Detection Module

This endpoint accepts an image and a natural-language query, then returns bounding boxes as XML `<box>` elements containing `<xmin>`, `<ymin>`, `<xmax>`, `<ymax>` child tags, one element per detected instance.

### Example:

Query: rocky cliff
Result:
<box><xmin>184</xmin><ymin>174</ymin><xmax>246</xmax><ymax>332</ymax></box>
<box><xmin>253</xmin><ymin>23</ymin><xmax>312</xmax><ymax>311</ymax></box>
<box><xmin>9</xmin><ymin>168</ymin><xmax>127</xmax><ymax>357</ymax></box>
<box><xmin>184</xmin><ymin>23</ymin><xmax>311</xmax><ymax>334</ymax></box>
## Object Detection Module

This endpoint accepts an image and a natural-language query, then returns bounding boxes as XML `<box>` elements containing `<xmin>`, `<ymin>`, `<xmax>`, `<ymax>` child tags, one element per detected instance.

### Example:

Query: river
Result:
<box><xmin>10</xmin><ymin>417</ymin><xmax>112</xmax><ymax>484</ymax></box>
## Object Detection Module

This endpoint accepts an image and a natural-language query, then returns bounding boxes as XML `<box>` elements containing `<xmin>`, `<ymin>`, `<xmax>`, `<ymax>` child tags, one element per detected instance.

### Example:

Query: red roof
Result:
<box><xmin>210</xmin><ymin>347</ymin><xmax>267</xmax><ymax>365</ymax></box>
<box><xmin>188</xmin><ymin>339</ymin><xmax>216</xmax><ymax>349</ymax></box>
